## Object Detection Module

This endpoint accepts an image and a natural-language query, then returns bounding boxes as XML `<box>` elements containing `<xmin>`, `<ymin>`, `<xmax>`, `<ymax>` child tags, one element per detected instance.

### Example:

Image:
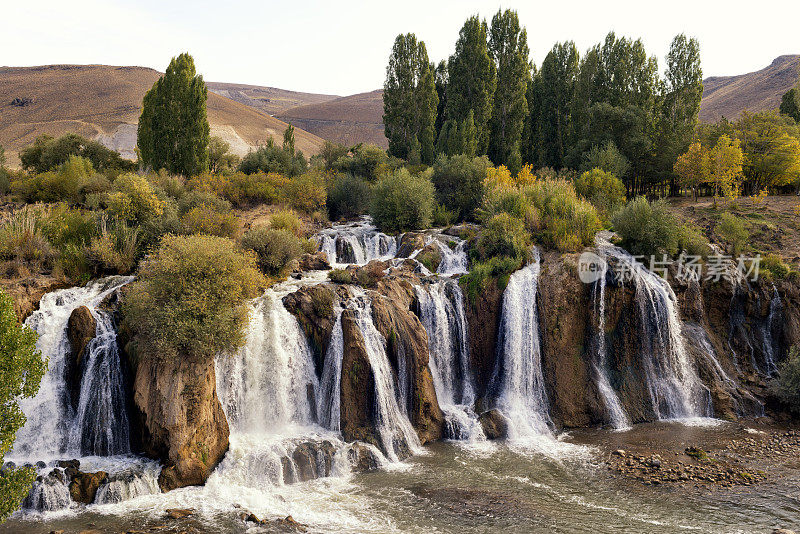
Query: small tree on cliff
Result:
<box><xmin>122</xmin><ymin>235</ymin><xmax>263</xmax><ymax>361</ymax></box>
<box><xmin>137</xmin><ymin>53</ymin><xmax>210</xmax><ymax>176</ymax></box>
<box><xmin>0</xmin><ymin>290</ymin><xmax>47</xmax><ymax>522</ymax></box>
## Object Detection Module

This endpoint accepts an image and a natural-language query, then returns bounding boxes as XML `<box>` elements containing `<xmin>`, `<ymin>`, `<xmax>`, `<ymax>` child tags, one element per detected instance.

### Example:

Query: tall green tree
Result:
<box><xmin>781</xmin><ymin>88</ymin><xmax>800</xmax><ymax>123</ymax></box>
<box><xmin>138</xmin><ymin>53</ymin><xmax>210</xmax><ymax>176</ymax></box>
<box><xmin>657</xmin><ymin>34</ymin><xmax>703</xmax><ymax>192</ymax></box>
<box><xmin>283</xmin><ymin>124</ymin><xmax>296</xmax><ymax>156</ymax></box>
<box><xmin>533</xmin><ymin>42</ymin><xmax>578</xmax><ymax>169</ymax></box>
<box><xmin>487</xmin><ymin>9</ymin><xmax>530</xmax><ymax>172</ymax></box>
<box><xmin>0</xmin><ymin>290</ymin><xmax>47</xmax><ymax>522</ymax></box>
<box><xmin>383</xmin><ymin>34</ymin><xmax>438</xmax><ymax>164</ymax></box>
<box><xmin>434</xmin><ymin>60</ymin><xmax>449</xmax><ymax>138</ymax></box>
<box><xmin>446</xmin><ymin>16</ymin><xmax>496</xmax><ymax>155</ymax></box>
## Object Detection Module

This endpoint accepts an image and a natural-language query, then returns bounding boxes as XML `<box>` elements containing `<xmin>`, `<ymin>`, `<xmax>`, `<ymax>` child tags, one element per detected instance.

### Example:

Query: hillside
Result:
<box><xmin>699</xmin><ymin>54</ymin><xmax>799</xmax><ymax>123</ymax></box>
<box><xmin>206</xmin><ymin>82</ymin><xmax>338</xmax><ymax>116</ymax></box>
<box><xmin>0</xmin><ymin>65</ymin><xmax>326</xmax><ymax>167</ymax></box>
<box><xmin>277</xmin><ymin>89</ymin><xmax>387</xmax><ymax>148</ymax></box>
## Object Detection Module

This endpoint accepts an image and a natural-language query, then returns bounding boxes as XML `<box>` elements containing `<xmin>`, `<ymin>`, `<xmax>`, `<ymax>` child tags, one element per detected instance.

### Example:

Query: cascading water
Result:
<box><xmin>435</xmin><ymin>238</ymin><xmax>469</xmax><ymax>276</ymax></box>
<box><xmin>12</xmin><ymin>276</ymin><xmax>134</xmax><ymax>460</ymax></box>
<box><xmin>347</xmin><ymin>289</ymin><xmax>422</xmax><ymax>462</ymax></box>
<box><xmin>760</xmin><ymin>286</ymin><xmax>782</xmax><ymax>376</ymax></box>
<box><xmin>605</xmin><ymin>248</ymin><xmax>713</xmax><ymax>421</ymax></box>
<box><xmin>317</xmin><ymin>310</ymin><xmax>345</xmax><ymax>431</ymax></box>
<box><xmin>489</xmin><ymin>250</ymin><xmax>553</xmax><ymax>439</ymax></box>
<box><xmin>317</xmin><ymin>217</ymin><xmax>398</xmax><ymax>266</ymax></box>
<box><xmin>589</xmin><ymin>261</ymin><xmax>631</xmax><ymax>430</ymax></box>
<box><xmin>415</xmin><ymin>279</ymin><xmax>483</xmax><ymax>441</ymax></box>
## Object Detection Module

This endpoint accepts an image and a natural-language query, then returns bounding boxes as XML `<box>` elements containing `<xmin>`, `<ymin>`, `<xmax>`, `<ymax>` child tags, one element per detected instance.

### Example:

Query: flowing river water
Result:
<box><xmin>4</xmin><ymin>219</ymin><xmax>798</xmax><ymax>533</ymax></box>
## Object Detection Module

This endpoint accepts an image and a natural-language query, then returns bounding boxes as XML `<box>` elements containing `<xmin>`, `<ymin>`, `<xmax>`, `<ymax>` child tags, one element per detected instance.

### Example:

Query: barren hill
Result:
<box><xmin>206</xmin><ymin>82</ymin><xmax>338</xmax><ymax>116</ymax></box>
<box><xmin>699</xmin><ymin>55</ymin><xmax>799</xmax><ymax>122</ymax></box>
<box><xmin>0</xmin><ymin>65</ymin><xmax>326</xmax><ymax>167</ymax></box>
<box><xmin>277</xmin><ymin>90</ymin><xmax>387</xmax><ymax>148</ymax></box>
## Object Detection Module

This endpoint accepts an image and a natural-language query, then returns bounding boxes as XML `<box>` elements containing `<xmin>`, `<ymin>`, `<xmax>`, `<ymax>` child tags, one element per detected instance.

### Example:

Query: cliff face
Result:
<box><xmin>128</xmin><ymin>352</ymin><xmax>229</xmax><ymax>491</ymax></box>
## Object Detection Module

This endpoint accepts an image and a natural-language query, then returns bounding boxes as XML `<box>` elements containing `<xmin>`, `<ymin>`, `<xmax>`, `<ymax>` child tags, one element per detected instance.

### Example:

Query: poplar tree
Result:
<box><xmin>383</xmin><ymin>34</ymin><xmax>438</xmax><ymax>164</ymax></box>
<box><xmin>446</xmin><ymin>16</ymin><xmax>496</xmax><ymax>155</ymax></box>
<box><xmin>487</xmin><ymin>9</ymin><xmax>530</xmax><ymax>171</ymax></box>
<box><xmin>534</xmin><ymin>42</ymin><xmax>578</xmax><ymax>169</ymax></box>
<box><xmin>138</xmin><ymin>53</ymin><xmax>210</xmax><ymax>176</ymax></box>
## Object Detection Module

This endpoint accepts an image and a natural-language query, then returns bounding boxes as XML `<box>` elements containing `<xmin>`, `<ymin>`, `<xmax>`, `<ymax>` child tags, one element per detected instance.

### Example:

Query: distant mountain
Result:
<box><xmin>0</xmin><ymin>65</ymin><xmax>326</xmax><ymax>167</ymax></box>
<box><xmin>277</xmin><ymin>90</ymin><xmax>387</xmax><ymax>149</ymax></box>
<box><xmin>206</xmin><ymin>82</ymin><xmax>338</xmax><ymax>116</ymax></box>
<box><xmin>699</xmin><ymin>55</ymin><xmax>799</xmax><ymax>123</ymax></box>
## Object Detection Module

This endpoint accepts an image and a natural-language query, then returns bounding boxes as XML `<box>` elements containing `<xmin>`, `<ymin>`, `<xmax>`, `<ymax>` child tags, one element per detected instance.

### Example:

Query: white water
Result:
<box><xmin>415</xmin><ymin>280</ymin><xmax>484</xmax><ymax>442</ymax></box>
<box><xmin>605</xmin><ymin>248</ymin><xmax>713</xmax><ymax>421</ymax></box>
<box><xmin>347</xmin><ymin>289</ymin><xmax>423</xmax><ymax>462</ymax></box>
<box><xmin>489</xmin><ymin>250</ymin><xmax>554</xmax><ymax>439</ymax></box>
<box><xmin>317</xmin><ymin>217</ymin><xmax>398</xmax><ymax>266</ymax></box>
<box><xmin>12</xmin><ymin>276</ymin><xmax>134</xmax><ymax>460</ymax></box>
<box><xmin>435</xmin><ymin>238</ymin><xmax>469</xmax><ymax>276</ymax></box>
<box><xmin>590</xmin><ymin>260</ymin><xmax>631</xmax><ymax>430</ymax></box>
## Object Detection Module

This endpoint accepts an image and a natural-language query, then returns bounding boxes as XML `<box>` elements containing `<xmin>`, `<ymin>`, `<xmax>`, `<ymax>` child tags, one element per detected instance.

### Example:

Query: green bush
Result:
<box><xmin>774</xmin><ymin>346</ymin><xmax>800</xmax><ymax>413</ymax></box>
<box><xmin>476</xmin><ymin>213</ymin><xmax>530</xmax><ymax>262</ymax></box>
<box><xmin>241</xmin><ymin>227</ymin><xmax>304</xmax><ymax>276</ymax></box>
<box><xmin>523</xmin><ymin>179</ymin><xmax>601</xmax><ymax>251</ymax></box>
<box><xmin>573</xmin><ymin>168</ymin><xmax>626</xmax><ymax>219</ymax></box>
<box><xmin>676</xmin><ymin>224</ymin><xmax>712</xmax><ymax>258</ymax></box>
<box><xmin>179</xmin><ymin>204</ymin><xmax>239</xmax><ymax>238</ymax></box>
<box><xmin>122</xmin><ymin>234</ymin><xmax>263</xmax><ymax>361</ymax></box>
<box><xmin>177</xmin><ymin>189</ymin><xmax>231</xmax><ymax>215</ymax></box>
<box><xmin>328</xmin><ymin>268</ymin><xmax>353</xmax><ymax>284</ymax></box>
<box><xmin>481</xmin><ymin>187</ymin><xmax>540</xmax><ymax>231</ymax></box>
<box><xmin>717</xmin><ymin>212</ymin><xmax>749</xmax><ymax>255</ymax></box>
<box><xmin>238</xmin><ymin>139</ymin><xmax>307</xmax><ymax>176</ymax></box>
<box><xmin>11</xmin><ymin>156</ymin><xmax>107</xmax><ymax>206</ymax></box>
<box><xmin>761</xmin><ymin>253</ymin><xmax>790</xmax><ymax>280</ymax></box>
<box><xmin>370</xmin><ymin>168</ymin><xmax>435</xmax><ymax>232</ymax></box>
<box><xmin>0</xmin><ymin>168</ymin><xmax>10</xmax><ymax>196</ymax></box>
<box><xmin>331</xmin><ymin>144</ymin><xmax>391</xmax><ymax>181</ymax></box>
<box><xmin>432</xmin><ymin>204</ymin><xmax>455</xmax><ymax>227</ymax></box>
<box><xmin>460</xmin><ymin>255</ymin><xmax>523</xmax><ymax>303</ymax></box>
<box><xmin>0</xmin><ymin>206</ymin><xmax>54</xmax><ymax>270</ymax></box>
<box><xmin>431</xmin><ymin>154</ymin><xmax>490</xmax><ymax>221</ymax></box>
<box><xmin>106</xmin><ymin>174</ymin><xmax>165</xmax><ymax>225</ymax></box>
<box><xmin>40</xmin><ymin>205</ymin><xmax>98</xmax><ymax>250</ymax></box>
<box><xmin>327</xmin><ymin>174</ymin><xmax>372</xmax><ymax>221</ymax></box>
<box><xmin>279</xmin><ymin>172</ymin><xmax>327</xmax><ymax>214</ymax></box>
<box><xmin>612</xmin><ymin>197</ymin><xmax>680</xmax><ymax>257</ymax></box>
<box><xmin>269</xmin><ymin>209</ymin><xmax>303</xmax><ymax>236</ymax></box>
<box><xmin>19</xmin><ymin>133</ymin><xmax>134</xmax><ymax>174</ymax></box>
<box><xmin>580</xmin><ymin>141</ymin><xmax>630</xmax><ymax>179</ymax></box>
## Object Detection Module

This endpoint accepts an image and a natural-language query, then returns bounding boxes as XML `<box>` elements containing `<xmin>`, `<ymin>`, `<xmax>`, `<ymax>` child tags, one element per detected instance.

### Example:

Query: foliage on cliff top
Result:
<box><xmin>122</xmin><ymin>234</ymin><xmax>264</xmax><ymax>361</ymax></box>
<box><xmin>0</xmin><ymin>289</ymin><xmax>46</xmax><ymax>522</ymax></box>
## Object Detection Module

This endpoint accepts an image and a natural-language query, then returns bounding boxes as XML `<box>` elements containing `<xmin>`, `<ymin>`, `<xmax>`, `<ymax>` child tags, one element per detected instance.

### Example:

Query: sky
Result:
<box><xmin>2</xmin><ymin>0</ymin><xmax>798</xmax><ymax>96</ymax></box>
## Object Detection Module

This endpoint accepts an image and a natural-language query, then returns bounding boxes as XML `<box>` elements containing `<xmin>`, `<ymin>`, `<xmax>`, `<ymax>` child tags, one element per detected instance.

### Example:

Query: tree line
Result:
<box><xmin>383</xmin><ymin>10</ymin><xmax>703</xmax><ymax>196</ymax></box>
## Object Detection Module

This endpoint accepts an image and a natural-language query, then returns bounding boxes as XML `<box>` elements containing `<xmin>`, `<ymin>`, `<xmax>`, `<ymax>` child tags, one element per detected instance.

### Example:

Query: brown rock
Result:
<box><xmin>130</xmin><ymin>353</ymin><xmax>229</xmax><ymax>492</ymax></box>
<box><xmin>68</xmin><ymin>470</ymin><xmax>107</xmax><ymax>504</ymax></box>
<box><xmin>396</xmin><ymin>232</ymin><xmax>426</xmax><ymax>258</ymax></box>
<box><xmin>478</xmin><ymin>409</ymin><xmax>508</xmax><ymax>440</ymax></box>
<box><xmin>348</xmin><ymin>443</ymin><xmax>381</xmax><ymax>472</ymax></box>
<box><xmin>66</xmin><ymin>306</ymin><xmax>96</xmax><ymax>408</ymax></box>
<box><xmin>283</xmin><ymin>284</ymin><xmax>344</xmax><ymax>375</ymax></box>
<box><xmin>299</xmin><ymin>251</ymin><xmax>331</xmax><ymax>271</ymax></box>
<box><xmin>165</xmin><ymin>508</ymin><xmax>194</xmax><ymax>519</ymax></box>
<box><xmin>339</xmin><ymin>309</ymin><xmax>379</xmax><ymax>447</ymax></box>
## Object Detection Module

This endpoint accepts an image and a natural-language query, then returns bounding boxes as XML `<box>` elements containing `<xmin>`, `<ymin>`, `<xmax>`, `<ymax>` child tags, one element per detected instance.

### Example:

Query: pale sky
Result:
<box><xmin>2</xmin><ymin>0</ymin><xmax>798</xmax><ymax>96</ymax></box>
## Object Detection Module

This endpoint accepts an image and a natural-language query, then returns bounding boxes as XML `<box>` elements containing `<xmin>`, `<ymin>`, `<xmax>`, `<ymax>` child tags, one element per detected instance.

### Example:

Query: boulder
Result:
<box><xmin>283</xmin><ymin>284</ymin><xmax>346</xmax><ymax>376</ymax></box>
<box><xmin>66</xmin><ymin>306</ymin><xmax>96</xmax><ymax>408</ymax></box>
<box><xmin>298</xmin><ymin>251</ymin><xmax>331</xmax><ymax>271</ymax></box>
<box><xmin>129</xmin><ymin>353</ymin><xmax>229</xmax><ymax>491</ymax></box>
<box><xmin>338</xmin><ymin>309</ymin><xmax>379</xmax><ymax>447</ymax></box>
<box><xmin>68</xmin><ymin>470</ymin><xmax>107</xmax><ymax>504</ymax></box>
<box><xmin>478</xmin><ymin>409</ymin><xmax>508</xmax><ymax>440</ymax></box>
<box><xmin>348</xmin><ymin>443</ymin><xmax>381</xmax><ymax>472</ymax></box>
<box><xmin>396</xmin><ymin>233</ymin><xmax>426</xmax><ymax>258</ymax></box>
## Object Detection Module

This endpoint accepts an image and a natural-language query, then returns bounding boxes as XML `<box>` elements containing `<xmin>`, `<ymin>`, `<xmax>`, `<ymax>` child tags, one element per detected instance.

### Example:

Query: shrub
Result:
<box><xmin>612</xmin><ymin>197</ymin><xmax>680</xmax><ymax>257</ymax></box>
<box><xmin>460</xmin><ymin>255</ymin><xmax>522</xmax><ymax>303</ymax></box>
<box><xmin>774</xmin><ymin>346</ymin><xmax>800</xmax><ymax>413</ymax></box>
<box><xmin>122</xmin><ymin>234</ymin><xmax>263</xmax><ymax>361</ymax></box>
<box><xmin>432</xmin><ymin>204</ymin><xmax>455</xmax><ymax>227</ymax></box>
<box><xmin>0</xmin><ymin>168</ymin><xmax>10</xmax><ymax>196</ymax></box>
<box><xmin>189</xmin><ymin>172</ymin><xmax>278</xmax><ymax>207</ymax></box>
<box><xmin>580</xmin><ymin>141</ymin><xmax>631</xmax><ymax>179</ymax></box>
<box><xmin>677</xmin><ymin>224</ymin><xmax>712</xmax><ymax>258</ymax></box>
<box><xmin>241</xmin><ymin>227</ymin><xmax>303</xmax><ymax>276</ymax></box>
<box><xmin>573</xmin><ymin>168</ymin><xmax>626</xmax><ymax>219</ymax></box>
<box><xmin>327</xmin><ymin>174</ymin><xmax>372</xmax><ymax>221</ymax></box>
<box><xmin>106</xmin><ymin>174</ymin><xmax>165</xmax><ymax>225</ymax></box>
<box><xmin>177</xmin><ymin>189</ymin><xmax>231</xmax><ymax>215</ymax></box>
<box><xmin>370</xmin><ymin>168</ymin><xmax>435</xmax><ymax>232</ymax></box>
<box><xmin>760</xmin><ymin>253</ymin><xmax>790</xmax><ymax>280</ymax></box>
<box><xmin>481</xmin><ymin>187</ymin><xmax>540</xmax><ymax>232</ymax></box>
<box><xmin>238</xmin><ymin>139</ymin><xmax>307</xmax><ymax>176</ymax></box>
<box><xmin>180</xmin><ymin>204</ymin><xmax>239</xmax><ymax>238</ymax></box>
<box><xmin>717</xmin><ymin>212</ymin><xmax>749</xmax><ymax>255</ymax></box>
<box><xmin>40</xmin><ymin>205</ymin><xmax>98</xmax><ymax>250</ymax></box>
<box><xmin>523</xmin><ymin>179</ymin><xmax>601</xmax><ymax>250</ymax></box>
<box><xmin>278</xmin><ymin>172</ymin><xmax>327</xmax><ymax>214</ymax></box>
<box><xmin>269</xmin><ymin>209</ymin><xmax>303</xmax><ymax>236</ymax></box>
<box><xmin>328</xmin><ymin>268</ymin><xmax>353</xmax><ymax>284</ymax></box>
<box><xmin>0</xmin><ymin>206</ymin><xmax>54</xmax><ymax>270</ymax></box>
<box><xmin>19</xmin><ymin>133</ymin><xmax>134</xmax><ymax>173</ymax></box>
<box><xmin>431</xmin><ymin>154</ymin><xmax>490</xmax><ymax>221</ymax></box>
<box><xmin>476</xmin><ymin>213</ymin><xmax>530</xmax><ymax>262</ymax></box>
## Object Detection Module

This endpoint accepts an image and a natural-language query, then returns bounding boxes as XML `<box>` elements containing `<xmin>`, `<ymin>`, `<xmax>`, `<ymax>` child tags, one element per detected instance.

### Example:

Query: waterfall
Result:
<box><xmin>316</xmin><ymin>217</ymin><xmax>397</xmax><ymax>266</ymax></box>
<box><xmin>606</xmin><ymin>248</ymin><xmax>713</xmax><ymax>421</ymax></box>
<box><xmin>435</xmin><ymin>239</ymin><xmax>469</xmax><ymax>276</ymax></box>
<box><xmin>589</xmin><ymin>262</ymin><xmax>631</xmax><ymax>430</ymax></box>
<box><xmin>760</xmin><ymin>286</ymin><xmax>782</xmax><ymax>376</ymax></box>
<box><xmin>415</xmin><ymin>280</ymin><xmax>483</xmax><ymax>440</ymax></box>
<box><xmin>348</xmin><ymin>291</ymin><xmax>422</xmax><ymax>462</ymax></box>
<box><xmin>317</xmin><ymin>311</ymin><xmax>344</xmax><ymax>431</ymax></box>
<box><xmin>12</xmin><ymin>276</ymin><xmax>133</xmax><ymax>460</ymax></box>
<box><xmin>489</xmin><ymin>250</ymin><xmax>553</xmax><ymax>438</ymax></box>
